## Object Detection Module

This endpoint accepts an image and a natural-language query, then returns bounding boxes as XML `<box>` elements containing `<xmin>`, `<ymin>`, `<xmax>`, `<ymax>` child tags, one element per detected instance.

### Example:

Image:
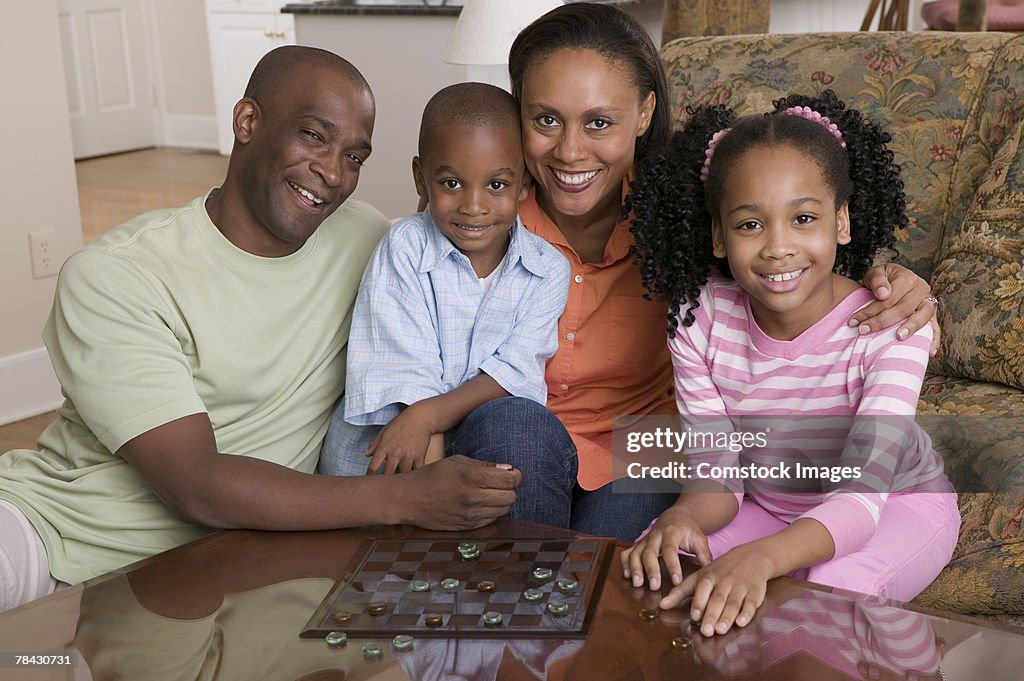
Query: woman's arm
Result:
<box><xmin>850</xmin><ymin>263</ymin><xmax>940</xmax><ymax>354</ymax></box>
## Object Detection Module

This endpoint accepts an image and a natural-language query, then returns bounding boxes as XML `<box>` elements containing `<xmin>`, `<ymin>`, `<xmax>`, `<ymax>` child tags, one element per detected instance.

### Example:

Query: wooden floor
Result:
<box><xmin>1</xmin><ymin>147</ymin><xmax>229</xmax><ymax>452</ymax></box>
<box><xmin>77</xmin><ymin>146</ymin><xmax>228</xmax><ymax>243</ymax></box>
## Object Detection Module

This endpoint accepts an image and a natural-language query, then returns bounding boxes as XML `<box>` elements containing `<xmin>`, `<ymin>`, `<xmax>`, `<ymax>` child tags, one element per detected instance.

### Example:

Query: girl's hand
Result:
<box><xmin>366</xmin><ymin>407</ymin><xmax>433</xmax><ymax>475</ymax></box>
<box><xmin>660</xmin><ymin>543</ymin><xmax>774</xmax><ymax>637</ymax></box>
<box><xmin>620</xmin><ymin>506</ymin><xmax>713</xmax><ymax>591</ymax></box>
<box><xmin>852</xmin><ymin>263</ymin><xmax>940</xmax><ymax>354</ymax></box>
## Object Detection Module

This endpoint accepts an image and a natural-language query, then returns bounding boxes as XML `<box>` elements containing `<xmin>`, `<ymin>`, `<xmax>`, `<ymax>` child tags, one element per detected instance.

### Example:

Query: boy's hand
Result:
<box><xmin>620</xmin><ymin>506</ymin><xmax>712</xmax><ymax>591</ymax></box>
<box><xmin>366</xmin><ymin>406</ymin><xmax>434</xmax><ymax>474</ymax></box>
<box><xmin>660</xmin><ymin>543</ymin><xmax>773</xmax><ymax>637</ymax></box>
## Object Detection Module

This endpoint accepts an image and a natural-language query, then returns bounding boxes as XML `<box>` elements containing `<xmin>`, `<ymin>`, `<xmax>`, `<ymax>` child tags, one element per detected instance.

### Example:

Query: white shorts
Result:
<box><xmin>0</xmin><ymin>498</ymin><xmax>62</xmax><ymax>612</ymax></box>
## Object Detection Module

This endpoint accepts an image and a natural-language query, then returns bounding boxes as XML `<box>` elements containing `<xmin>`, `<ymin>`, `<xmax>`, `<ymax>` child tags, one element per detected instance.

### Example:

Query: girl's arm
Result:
<box><xmin>800</xmin><ymin>324</ymin><xmax>935</xmax><ymax>559</ymax></box>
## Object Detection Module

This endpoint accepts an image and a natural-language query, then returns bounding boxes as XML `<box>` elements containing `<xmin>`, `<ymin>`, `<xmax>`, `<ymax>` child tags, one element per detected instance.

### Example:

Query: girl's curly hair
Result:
<box><xmin>627</xmin><ymin>89</ymin><xmax>908</xmax><ymax>338</ymax></box>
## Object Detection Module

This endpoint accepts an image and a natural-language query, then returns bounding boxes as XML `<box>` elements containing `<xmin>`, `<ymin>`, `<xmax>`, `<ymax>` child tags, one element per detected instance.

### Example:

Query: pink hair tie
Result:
<box><xmin>699</xmin><ymin>128</ymin><xmax>731</xmax><ymax>183</ymax></box>
<box><xmin>783</xmin><ymin>105</ymin><xmax>847</xmax><ymax>149</ymax></box>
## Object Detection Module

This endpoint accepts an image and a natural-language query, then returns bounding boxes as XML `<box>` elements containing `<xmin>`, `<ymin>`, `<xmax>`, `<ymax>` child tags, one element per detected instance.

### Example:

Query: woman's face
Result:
<box><xmin>520</xmin><ymin>48</ymin><xmax>654</xmax><ymax>224</ymax></box>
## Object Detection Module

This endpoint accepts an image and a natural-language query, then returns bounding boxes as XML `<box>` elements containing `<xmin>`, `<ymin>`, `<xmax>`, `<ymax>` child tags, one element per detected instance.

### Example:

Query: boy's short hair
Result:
<box><xmin>418</xmin><ymin>82</ymin><xmax>521</xmax><ymax>158</ymax></box>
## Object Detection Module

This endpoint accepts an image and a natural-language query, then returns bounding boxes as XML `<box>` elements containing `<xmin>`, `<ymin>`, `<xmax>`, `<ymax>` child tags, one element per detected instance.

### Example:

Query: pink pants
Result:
<box><xmin>705</xmin><ymin>493</ymin><xmax>960</xmax><ymax>602</ymax></box>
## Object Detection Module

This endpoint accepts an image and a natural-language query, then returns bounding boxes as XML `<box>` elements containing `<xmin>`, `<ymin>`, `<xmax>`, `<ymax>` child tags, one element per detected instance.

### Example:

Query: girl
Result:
<box><xmin>623</xmin><ymin>90</ymin><xmax>960</xmax><ymax>636</ymax></box>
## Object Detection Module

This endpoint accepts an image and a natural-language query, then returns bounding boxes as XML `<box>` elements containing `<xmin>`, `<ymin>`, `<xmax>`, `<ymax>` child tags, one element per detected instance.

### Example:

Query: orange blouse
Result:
<box><xmin>520</xmin><ymin>185</ymin><xmax>675</xmax><ymax>489</ymax></box>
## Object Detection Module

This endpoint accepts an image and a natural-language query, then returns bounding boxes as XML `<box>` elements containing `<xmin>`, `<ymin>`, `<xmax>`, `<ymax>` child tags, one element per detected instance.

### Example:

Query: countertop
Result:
<box><xmin>282</xmin><ymin>0</ymin><xmax>651</xmax><ymax>16</ymax></box>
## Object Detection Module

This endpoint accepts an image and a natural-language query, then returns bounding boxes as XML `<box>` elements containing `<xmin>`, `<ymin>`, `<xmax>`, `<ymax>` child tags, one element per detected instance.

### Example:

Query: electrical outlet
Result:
<box><xmin>29</xmin><ymin>229</ymin><xmax>57</xmax><ymax>279</ymax></box>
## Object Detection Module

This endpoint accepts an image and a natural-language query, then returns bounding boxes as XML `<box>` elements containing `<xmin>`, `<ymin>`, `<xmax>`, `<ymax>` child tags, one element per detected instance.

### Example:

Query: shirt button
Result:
<box><xmin>560</xmin><ymin>383</ymin><xmax>569</xmax><ymax>391</ymax></box>
<box><xmin>565</xmin><ymin>332</ymin><xmax>575</xmax><ymax>341</ymax></box>
<box><xmin>574</xmin><ymin>274</ymin><xmax>584</xmax><ymax>284</ymax></box>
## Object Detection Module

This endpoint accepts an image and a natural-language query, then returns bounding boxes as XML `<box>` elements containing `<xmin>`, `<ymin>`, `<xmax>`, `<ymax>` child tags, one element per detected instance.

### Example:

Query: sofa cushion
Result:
<box><xmin>930</xmin><ymin>37</ymin><xmax>1024</xmax><ymax>389</ymax></box>
<box><xmin>659</xmin><ymin>31</ymin><xmax>1015</xmax><ymax>282</ymax></box>
<box><xmin>912</xmin><ymin>375</ymin><xmax>1024</xmax><ymax>615</ymax></box>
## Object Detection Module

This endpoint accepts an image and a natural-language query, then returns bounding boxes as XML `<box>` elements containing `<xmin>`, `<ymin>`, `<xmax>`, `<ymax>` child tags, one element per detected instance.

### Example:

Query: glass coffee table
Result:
<box><xmin>1</xmin><ymin>518</ymin><xmax>1021</xmax><ymax>680</ymax></box>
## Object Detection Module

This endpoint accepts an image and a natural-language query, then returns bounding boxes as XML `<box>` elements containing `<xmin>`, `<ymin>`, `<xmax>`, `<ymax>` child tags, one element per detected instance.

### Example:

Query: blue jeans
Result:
<box><xmin>448</xmin><ymin>397</ymin><xmax>577</xmax><ymax>529</ymax></box>
<box><xmin>451</xmin><ymin>397</ymin><xmax>680</xmax><ymax>542</ymax></box>
<box><xmin>571</xmin><ymin>477</ymin><xmax>681</xmax><ymax>543</ymax></box>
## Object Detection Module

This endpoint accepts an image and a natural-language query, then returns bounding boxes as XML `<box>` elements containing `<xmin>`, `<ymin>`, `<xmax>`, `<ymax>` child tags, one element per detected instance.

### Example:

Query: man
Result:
<box><xmin>0</xmin><ymin>46</ymin><xmax>520</xmax><ymax>613</ymax></box>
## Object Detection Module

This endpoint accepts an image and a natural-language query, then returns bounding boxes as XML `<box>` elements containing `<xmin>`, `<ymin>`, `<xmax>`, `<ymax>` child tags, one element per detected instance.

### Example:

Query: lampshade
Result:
<box><xmin>443</xmin><ymin>0</ymin><xmax>564</xmax><ymax>65</ymax></box>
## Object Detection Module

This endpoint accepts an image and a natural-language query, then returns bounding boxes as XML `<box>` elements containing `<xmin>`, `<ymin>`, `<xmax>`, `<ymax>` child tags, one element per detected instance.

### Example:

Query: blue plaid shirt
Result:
<box><xmin>320</xmin><ymin>210</ymin><xmax>569</xmax><ymax>474</ymax></box>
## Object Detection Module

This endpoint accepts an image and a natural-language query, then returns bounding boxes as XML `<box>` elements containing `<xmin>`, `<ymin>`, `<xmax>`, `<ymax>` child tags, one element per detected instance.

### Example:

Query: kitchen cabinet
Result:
<box><xmin>205</xmin><ymin>1</ymin><xmax>299</xmax><ymax>155</ymax></box>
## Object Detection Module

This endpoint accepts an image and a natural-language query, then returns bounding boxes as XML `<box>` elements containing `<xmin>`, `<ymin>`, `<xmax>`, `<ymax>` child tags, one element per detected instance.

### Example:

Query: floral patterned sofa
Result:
<box><xmin>659</xmin><ymin>31</ymin><xmax>1024</xmax><ymax>624</ymax></box>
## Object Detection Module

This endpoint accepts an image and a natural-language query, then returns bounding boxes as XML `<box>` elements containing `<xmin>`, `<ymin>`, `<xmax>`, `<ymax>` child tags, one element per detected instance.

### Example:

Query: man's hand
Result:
<box><xmin>402</xmin><ymin>455</ymin><xmax>521</xmax><ymax>531</ymax></box>
<box><xmin>366</xmin><ymin>406</ymin><xmax>433</xmax><ymax>474</ymax></box>
<box><xmin>851</xmin><ymin>263</ymin><xmax>940</xmax><ymax>354</ymax></box>
<box><xmin>119</xmin><ymin>416</ymin><xmax>516</xmax><ymax>532</ymax></box>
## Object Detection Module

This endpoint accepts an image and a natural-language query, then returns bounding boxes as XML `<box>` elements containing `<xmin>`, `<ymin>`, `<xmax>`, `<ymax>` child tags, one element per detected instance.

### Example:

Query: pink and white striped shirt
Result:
<box><xmin>669</xmin><ymin>277</ymin><xmax>950</xmax><ymax>557</ymax></box>
<box><xmin>703</xmin><ymin>590</ymin><xmax>942</xmax><ymax>677</ymax></box>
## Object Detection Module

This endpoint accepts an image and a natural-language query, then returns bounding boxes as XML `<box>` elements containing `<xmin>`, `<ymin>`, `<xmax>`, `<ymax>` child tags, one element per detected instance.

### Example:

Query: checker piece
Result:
<box><xmin>325</xmin><ymin>631</ymin><xmax>347</xmax><ymax>647</ymax></box>
<box><xmin>523</xmin><ymin>588</ymin><xmax>544</xmax><ymax>602</ymax></box>
<box><xmin>532</xmin><ymin>567</ymin><xmax>554</xmax><ymax>580</ymax></box>
<box><xmin>392</xmin><ymin>635</ymin><xmax>414</xmax><ymax>652</ymax></box>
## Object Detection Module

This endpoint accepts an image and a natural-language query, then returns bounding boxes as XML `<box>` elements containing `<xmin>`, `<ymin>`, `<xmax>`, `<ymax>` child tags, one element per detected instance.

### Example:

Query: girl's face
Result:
<box><xmin>711</xmin><ymin>144</ymin><xmax>852</xmax><ymax>341</ymax></box>
<box><xmin>520</xmin><ymin>48</ymin><xmax>655</xmax><ymax>226</ymax></box>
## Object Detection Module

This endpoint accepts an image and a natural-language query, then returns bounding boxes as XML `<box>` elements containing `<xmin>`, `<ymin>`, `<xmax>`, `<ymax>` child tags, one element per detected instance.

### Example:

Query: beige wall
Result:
<box><xmin>154</xmin><ymin>0</ymin><xmax>215</xmax><ymax>117</ymax></box>
<box><xmin>0</xmin><ymin>0</ymin><xmax>80</xmax><ymax>422</ymax></box>
<box><xmin>0</xmin><ymin>1</ymin><xmax>82</xmax><ymax>356</ymax></box>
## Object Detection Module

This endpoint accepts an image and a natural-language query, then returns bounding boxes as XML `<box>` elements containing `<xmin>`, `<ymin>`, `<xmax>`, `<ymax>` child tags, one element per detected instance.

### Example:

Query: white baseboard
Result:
<box><xmin>160</xmin><ymin>113</ymin><xmax>220</xmax><ymax>151</ymax></box>
<box><xmin>0</xmin><ymin>348</ymin><xmax>62</xmax><ymax>426</ymax></box>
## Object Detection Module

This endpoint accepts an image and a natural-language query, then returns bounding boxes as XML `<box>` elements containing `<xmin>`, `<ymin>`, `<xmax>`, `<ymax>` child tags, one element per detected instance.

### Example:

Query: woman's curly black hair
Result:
<box><xmin>627</xmin><ymin>89</ymin><xmax>908</xmax><ymax>338</ymax></box>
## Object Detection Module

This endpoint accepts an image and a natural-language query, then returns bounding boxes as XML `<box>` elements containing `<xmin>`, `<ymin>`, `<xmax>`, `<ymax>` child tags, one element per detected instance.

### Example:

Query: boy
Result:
<box><xmin>320</xmin><ymin>82</ymin><xmax>570</xmax><ymax>476</ymax></box>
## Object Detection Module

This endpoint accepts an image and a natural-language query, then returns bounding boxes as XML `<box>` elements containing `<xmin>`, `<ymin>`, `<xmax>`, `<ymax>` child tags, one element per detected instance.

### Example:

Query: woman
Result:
<box><xmin>452</xmin><ymin>3</ymin><xmax>937</xmax><ymax>541</ymax></box>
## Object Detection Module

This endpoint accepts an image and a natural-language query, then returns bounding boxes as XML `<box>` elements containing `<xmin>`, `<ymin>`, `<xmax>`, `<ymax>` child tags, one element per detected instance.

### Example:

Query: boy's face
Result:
<box><xmin>413</xmin><ymin>122</ymin><xmax>529</xmax><ymax>274</ymax></box>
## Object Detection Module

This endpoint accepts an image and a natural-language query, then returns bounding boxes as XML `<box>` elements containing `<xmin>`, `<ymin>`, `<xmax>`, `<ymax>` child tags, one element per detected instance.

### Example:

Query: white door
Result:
<box><xmin>58</xmin><ymin>0</ymin><xmax>156</xmax><ymax>158</ymax></box>
<box><xmin>206</xmin><ymin>11</ymin><xmax>294</xmax><ymax>155</ymax></box>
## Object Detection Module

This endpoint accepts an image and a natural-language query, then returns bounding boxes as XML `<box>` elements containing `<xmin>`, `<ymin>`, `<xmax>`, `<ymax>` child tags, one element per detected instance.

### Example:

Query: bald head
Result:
<box><xmin>244</xmin><ymin>45</ymin><xmax>371</xmax><ymax>105</ymax></box>
<box><xmin>418</xmin><ymin>82</ymin><xmax>521</xmax><ymax>159</ymax></box>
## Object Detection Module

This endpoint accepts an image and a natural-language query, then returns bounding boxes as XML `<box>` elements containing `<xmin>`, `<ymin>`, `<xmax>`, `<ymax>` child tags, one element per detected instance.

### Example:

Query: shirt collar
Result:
<box><xmin>520</xmin><ymin>178</ymin><xmax>636</xmax><ymax>267</ymax></box>
<box><xmin>418</xmin><ymin>210</ymin><xmax>546</xmax><ymax>277</ymax></box>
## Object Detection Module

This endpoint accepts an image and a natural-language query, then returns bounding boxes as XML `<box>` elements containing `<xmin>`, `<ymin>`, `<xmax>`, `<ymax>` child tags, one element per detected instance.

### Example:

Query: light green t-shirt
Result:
<box><xmin>0</xmin><ymin>192</ymin><xmax>389</xmax><ymax>584</ymax></box>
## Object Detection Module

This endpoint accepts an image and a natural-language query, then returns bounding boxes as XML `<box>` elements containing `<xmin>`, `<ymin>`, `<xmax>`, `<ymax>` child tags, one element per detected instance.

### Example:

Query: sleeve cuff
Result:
<box><xmin>344</xmin><ymin>387</ymin><xmax>440</xmax><ymax>425</ymax></box>
<box><xmin>479</xmin><ymin>357</ymin><xmax>546</xmax><ymax>405</ymax></box>
<box><xmin>800</xmin><ymin>494</ymin><xmax>878</xmax><ymax>558</ymax></box>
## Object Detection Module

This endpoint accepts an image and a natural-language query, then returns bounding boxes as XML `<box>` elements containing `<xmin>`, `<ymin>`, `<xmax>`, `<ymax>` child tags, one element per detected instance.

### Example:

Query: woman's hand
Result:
<box><xmin>851</xmin><ymin>263</ymin><xmax>940</xmax><ymax>354</ymax></box>
<box><xmin>660</xmin><ymin>543</ymin><xmax>774</xmax><ymax>637</ymax></box>
<box><xmin>620</xmin><ymin>506</ymin><xmax>713</xmax><ymax>591</ymax></box>
<box><xmin>366</xmin><ymin>406</ymin><xmax>433</xmax><ymax>475</ymax></box>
